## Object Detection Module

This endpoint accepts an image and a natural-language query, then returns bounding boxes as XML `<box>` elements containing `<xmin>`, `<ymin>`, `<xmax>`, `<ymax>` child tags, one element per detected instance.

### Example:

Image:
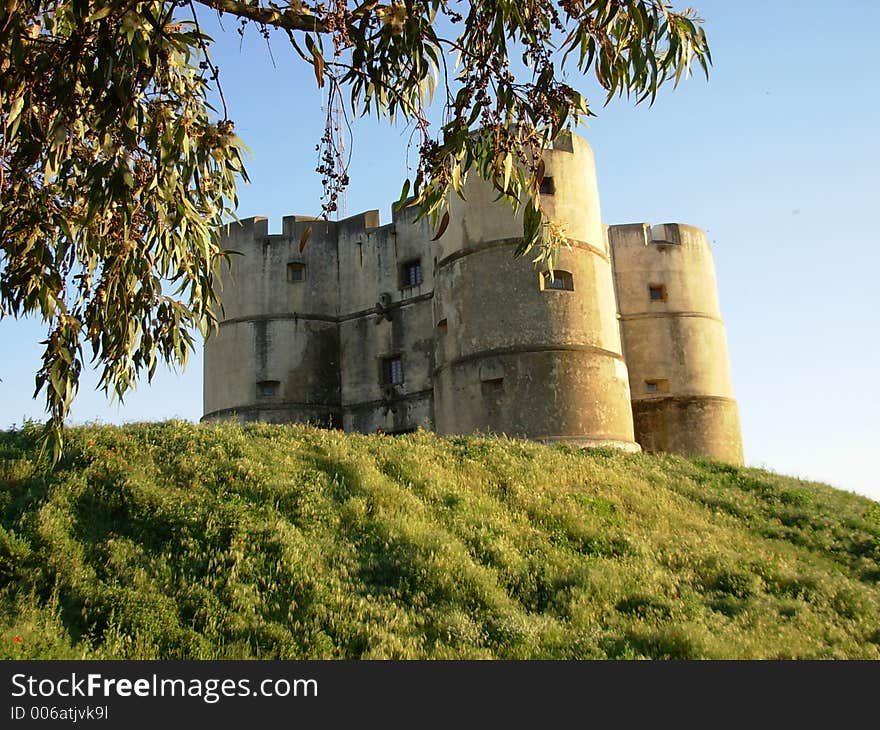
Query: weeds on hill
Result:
<box><xmin>1</xmin><ymin>421</ymin><xmax>878</xmax><ymax>659</ymax></box>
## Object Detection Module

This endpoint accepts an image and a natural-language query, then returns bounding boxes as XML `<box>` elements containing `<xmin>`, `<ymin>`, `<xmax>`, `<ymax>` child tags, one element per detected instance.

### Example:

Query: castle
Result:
<box><xmin>202</xmin><ymin>132</ymin><xmax>744</xmax><ymax>464</ymax></box>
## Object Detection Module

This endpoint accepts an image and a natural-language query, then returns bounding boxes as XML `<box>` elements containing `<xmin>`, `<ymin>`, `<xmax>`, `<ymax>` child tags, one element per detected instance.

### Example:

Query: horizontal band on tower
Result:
<box><xmin>217</xmin><ymin>292</ymin><xmax>434</xmax><ymax>329</ymax></box>
<box><xmin>434</xmin><ymin>343</ymin><xmax>625</xmax><ymax>376</ymax></box>
<box><xmin>342</xmin><ymin>388</ymin><xmax>434</xmax><ymax>411</ymax></box>
<box><xmin>203</xmin><ymin>389</ymin><xmax>437</xmax><ymax>422</ymax></box>
<box><xmin>630</xmin><ymin>394</ymin><xmax>739</xmax><ymax>405</ymax></box>
<box><xmin>339</xmin><ymin>293</ymin><xmax>433</xmax><ymax>323</ymax></box>
<box><xmin>437</xmin><ymin>236</ymin><xmax>608</xmax><ymax>270</ymax></box>
<box><xmin>202</xmin><ymin>402</ymin><xmax>341</xmax><ymax>421</ymax></box>
<box><xmin>619</xmin><ymin>311</ymin><xmax>724</xmax><ymax>324</ymax></box>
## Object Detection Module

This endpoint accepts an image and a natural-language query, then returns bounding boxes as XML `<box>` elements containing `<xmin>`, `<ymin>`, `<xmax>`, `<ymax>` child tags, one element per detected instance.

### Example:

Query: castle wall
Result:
<box><xmin>203</xmin><ymin>133</ymin><xmax>742</xmax><ymax>462</ymax></box>
<box><xmin>432</xmin><ymin>133</ymin><xmax>637</xmax><ymax>448</ymax></box>
<box><xmin>203</xmin><ymin>216</ymin><xmax>342</xmax><ymax>426</ymax></box>
<box><xmin>337</xmin><ymin>205</ymin><xmax>436</xmax><ymax>433</ymax></box>
<box><xmin>608</xmin><ymin>223</ymin><xmax>744</xmax><ymax>463</ymax></box>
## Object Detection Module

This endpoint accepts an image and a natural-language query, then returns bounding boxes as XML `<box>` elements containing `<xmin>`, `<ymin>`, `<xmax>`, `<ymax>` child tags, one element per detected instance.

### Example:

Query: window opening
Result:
<box><xmin>382</xmin><ymin>356</ymin><xmax>404</xmax><ymax>385</ymax></box>
<box><xmin>542</xmin><ymin>270</ymin><xmax>574</xmax><ymax>291</ymax></box>
<box><xmin>287</xmin><ymin>262</ymin><xmax>306</xmax><ymax>283</ymax></box>
<box><xmin>540</xmin><ymin>176</ymin><xmax>556</xmax><ymax>195</ymax></box>
<box><xmin>257</xmin><ymin>380</ymin><xmax>280</xmax><ymax>397</ymax></box>
<box><xmin>401</xmin><ymin>260</ymin><xmax>423</xmax><ymax>288</ymax></box>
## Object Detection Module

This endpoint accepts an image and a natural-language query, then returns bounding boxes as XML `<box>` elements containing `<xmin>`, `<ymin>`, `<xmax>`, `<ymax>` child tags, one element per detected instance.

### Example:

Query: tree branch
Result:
<box><xmin>193</xmin><ymin>0</ymin><xmax>328</xmax><ymax>33</ymax></box>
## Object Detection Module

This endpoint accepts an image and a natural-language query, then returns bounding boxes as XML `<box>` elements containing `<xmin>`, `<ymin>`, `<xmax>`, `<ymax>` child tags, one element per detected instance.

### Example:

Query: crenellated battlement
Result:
<box><xmin>225</xmin><ymin>211</ymin><xmax>386</xmax><ymax>248</ymax></box>
<box><xmin>607</xmin><ymin>222</ymin><xmax>712</xmax><ymax>251</ymax></box>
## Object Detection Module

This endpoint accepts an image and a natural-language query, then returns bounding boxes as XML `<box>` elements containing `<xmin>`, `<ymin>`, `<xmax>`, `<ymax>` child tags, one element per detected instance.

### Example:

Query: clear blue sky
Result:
<box><xmin>2</xmin><ymin>1</ymin><xmax>878</xmax><ymax>501</ymax></box>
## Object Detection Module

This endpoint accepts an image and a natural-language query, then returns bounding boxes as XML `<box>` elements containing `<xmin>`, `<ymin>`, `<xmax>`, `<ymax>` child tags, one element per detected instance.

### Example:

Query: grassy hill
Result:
<box><xmin>1</xmin><ymin>421</ymin><xmax>878</xmax><ymax>659</ymax></box>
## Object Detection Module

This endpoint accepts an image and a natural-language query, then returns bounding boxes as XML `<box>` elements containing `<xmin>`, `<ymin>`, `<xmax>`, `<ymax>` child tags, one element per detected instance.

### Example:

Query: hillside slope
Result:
<box><xmin>1</xmin><ymin>421</ymin><xmax>878</xmax><ymax>659</ymax></box>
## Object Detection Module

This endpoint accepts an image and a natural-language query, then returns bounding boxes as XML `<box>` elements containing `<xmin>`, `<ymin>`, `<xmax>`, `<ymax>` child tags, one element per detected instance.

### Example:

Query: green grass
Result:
<box><xmin>1</xmin><ymin>420</ymin><xmax>878</xmax><ymax>659</ymax></box>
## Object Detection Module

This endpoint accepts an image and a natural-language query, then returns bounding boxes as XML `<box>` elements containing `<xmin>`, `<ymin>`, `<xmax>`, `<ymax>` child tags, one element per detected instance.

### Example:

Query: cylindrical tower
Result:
<box><xmin>608</xmin><ymin>222</ymin><xmax>743</xmax><ymax>464</ymax></box>
<box><xmin>202</xmin><ymin>215</ymin><xmax>342</xmax><ymax>427</ymax></box>
<box><xmin>432</xmin><ymin>132</ymin><xmax>638</xmax><ymax>449</ymax></box>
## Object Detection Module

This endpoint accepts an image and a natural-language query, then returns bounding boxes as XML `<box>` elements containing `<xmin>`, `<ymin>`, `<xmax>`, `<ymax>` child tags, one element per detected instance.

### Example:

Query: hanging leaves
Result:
<box><xmin>1</xmin><ymin>1</ymin><xmax>248</xmax><ymax>460</ymax></box>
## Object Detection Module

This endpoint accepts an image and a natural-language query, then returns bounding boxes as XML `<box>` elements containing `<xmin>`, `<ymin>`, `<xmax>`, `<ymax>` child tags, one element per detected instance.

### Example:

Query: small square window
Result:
<box><xmin>257</xmin><ymin>380</ymin><xmax>280</xmax><ymax>398</ymax></box>
<box><xmin>645</xmin><ymin>379</ymin><xmax>669</xmax><ymax>394</ymax></box>
<box><xmin>539</xmin><ymin>176</ymin><xmax>555</xmax><ymax>195</ymax></box>
<box><xmin>287</xmin><ymin>262</ymin><xmax>306</xmax><ymax>283</ymax></box>
<box><xmin>481</xmin><ymin>377</ymin><xmax>504</xmax><ymax>398</ymax></box>
<box><xmin>649</xmin><ymin>284</ymin><xmax>667</xmax><ymax>301</ymax></box>
<box><xmin>382</xmin><ymin>356</ymin><xmax>404</xmax><ymax>385</ymax></box>
<box><xmin>401</xmin><ymin>260</ymin><xmax>422</xmax><ymax>288</ymax></box>
<box><xmin>542</xmin><ymin>270</ymin><xmax>574</xmax><ymax>291</ymax></box>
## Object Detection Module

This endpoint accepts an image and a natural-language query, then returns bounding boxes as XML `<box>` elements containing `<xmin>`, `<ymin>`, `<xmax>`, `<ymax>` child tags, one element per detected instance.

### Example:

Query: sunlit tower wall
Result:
<box><xmin>608</xmin><ymin>223</ymin><xmax>744</xmax><ymax>464</ymax></box>
<box><xmin>202</xmin><ymin>215</ymin><xmax>343</xmax><ymax>427</ymax></box>
<box><xmin>432</xmin><ymin>132</ymin><xmax>638</xmax><ymax>449</ymax></box>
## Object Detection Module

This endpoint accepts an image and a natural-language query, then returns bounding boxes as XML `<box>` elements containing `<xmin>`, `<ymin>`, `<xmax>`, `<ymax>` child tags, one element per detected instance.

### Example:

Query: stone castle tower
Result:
<box><xmin>203</xmin><ymin>132</ymin><xmax>744</xmax><ymax>464</ymax></box>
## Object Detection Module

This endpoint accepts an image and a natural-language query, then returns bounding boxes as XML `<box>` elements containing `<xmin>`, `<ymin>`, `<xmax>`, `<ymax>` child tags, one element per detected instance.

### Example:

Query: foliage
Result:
<box><xmin>1</xmin><ymin>422</ymin><xmax>878</xmax><ymax>659</ymax></box>
<box><xmin>1</xmin><ymin>1</ymin><xmax>710</xmax><ymax>455</ymax></box>
<box><xmin>1</xmin><ymin>1</ymin><xmax>247</xmax><ymax>458</ymax></box>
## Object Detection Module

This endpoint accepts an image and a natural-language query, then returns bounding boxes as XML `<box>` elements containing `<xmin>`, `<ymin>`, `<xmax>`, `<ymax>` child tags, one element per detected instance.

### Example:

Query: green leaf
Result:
<box><xmin>395</xmin><ymin>178</ymin><xmax>411</xmax><ymax>210</ymax></box>
<box><xmin>451</xmin><ymin>163</ymin><xmax>464</xmax><ymax>198</ymax></box>
<box><xmin>305</xmin><ymin>35</ymin><xmax>324</xmax><ymax>88</ymax></box>
<box><xmin>7</xmin><ymin>96</ymin><xmax>25</xmax><ymax>128</ymax></box>
<box><xmin>518</xmin><ymin>203</ymin><xmax>542</xmax><ymax>256</ymax></box>
<box><xmin>86</xmin><ymin>5</ymin><xmax>114</xmax><ymax>22</ymax></box>
<box><xmin>431</xmin><ymin>211</ymin><xmax>450</xmax><ymax>241</ymax></box>
<box><xmin>502</xmin><ymin>152</ymin><xmax>513</xmax><ymax>193</ymax></box>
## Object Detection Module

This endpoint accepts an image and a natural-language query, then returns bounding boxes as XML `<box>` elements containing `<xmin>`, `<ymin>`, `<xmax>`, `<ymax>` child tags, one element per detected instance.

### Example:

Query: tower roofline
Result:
<box><xmin>607</xmin><ymin>222</ymin><xmax>710</xmax><ymax>248</ymax></box>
